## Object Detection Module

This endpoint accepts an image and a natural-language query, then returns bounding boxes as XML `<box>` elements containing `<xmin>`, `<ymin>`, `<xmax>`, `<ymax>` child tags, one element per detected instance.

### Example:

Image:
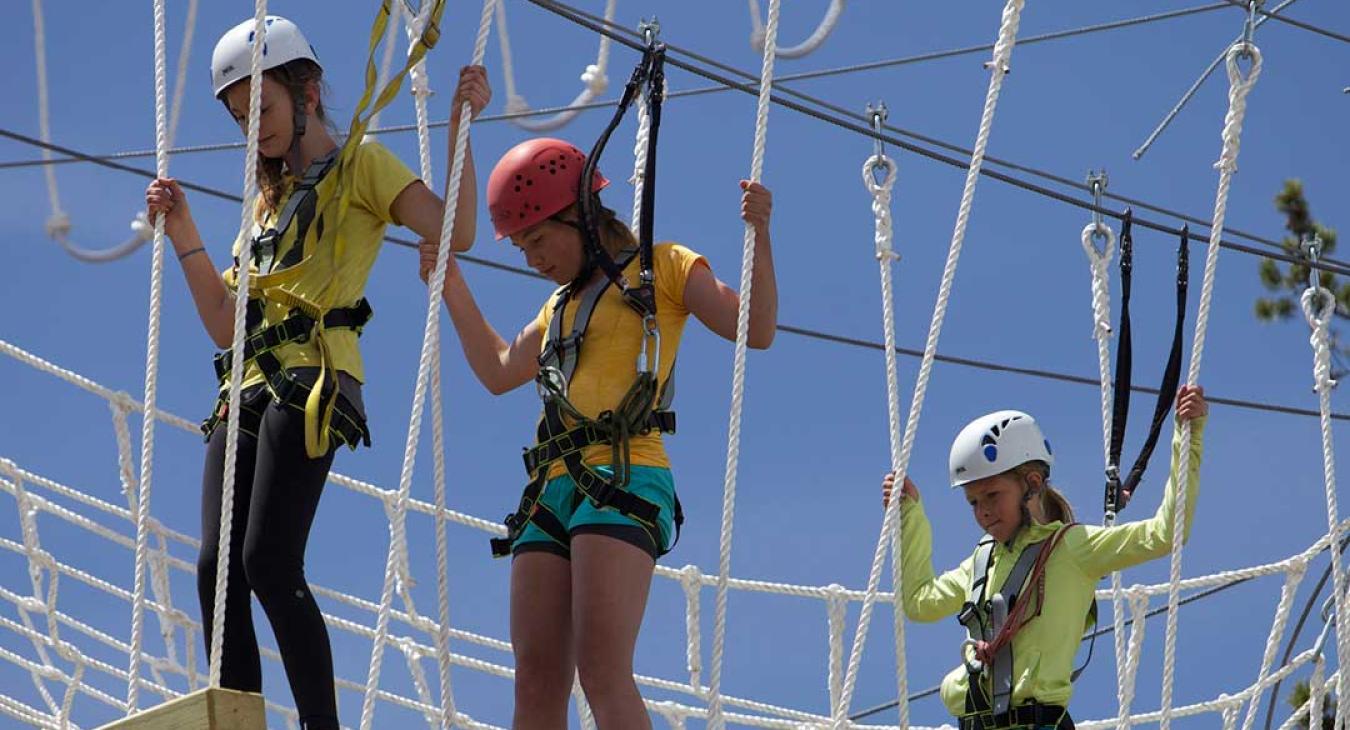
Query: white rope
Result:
<box><xmin>835</xmin><ymin>2</ymin><xmax>1027</xmax><ymax>724</ymax></box>
<box><xmin>31</xmin><ymin>0</ymin><xmax>196</xmax><ymax>263</ymax></box>
<box><xmin>1238</xmin><ymin>558</ymin><xmax>1308</xmax><ymax>730</ymax></box>
<box><xmin>494</xmin><ymin>0</ymin><xmax>616</xmax><ymax>132</ymax></box>
<box><xmin>359</xmin><ymin>0</ymin><xmax>495</xmax><ymax>725</ymax></box>
<box><xmin>1303</xmin><ymin>280</ymin><xmax>1347</xmax><ymax>730</ymax></box>
<box><xmin>680</xmin><ymin>564</ymin><xmax>704</xmax><ymax>691</ymax></box>
<box><xmin>1157</xmin><ymin>41</ymin><xmax>1261</xmax><ymax>730</ymax></box>
<box><xmin>1310</xmin><ymin>654</ymin><xmax>1328</xmax><ymax>730</ymax></box>
<box><xmin>705</xmin><ymin>0</ymin><xmax>781</xmax><ymax>725</ymax></box>
<box><xmin>208</xmin><ymin>0</ymin><xmax>269</xmax><ymax>693</ymax></box>
<box><xmin>1114</xmin><ymin>587</ymin><xmax>1150</xmax><ymax>728</ymax></box>
<box><xmin>125</xmin><ymin>0</ymin><xmax>177</xmax><ymax>709</ymax></box>
<box><xmin>402</xmin><ymin>3</ymin><xmax>458</xmax><ymax>724</ymax></box>
<box><xmin>747</xmin><ymin>0</ymin><xmax>845</xmax><ymax>59</ymax></box>
<box><xmin>825</xmin><ymin>583</ymin><xmax>847</xmax><ymax>717</ymax></box>
<box><xmin>630</xmin><ymin>82</ymin><xmax>653</xmax><ymax>236</ymax></box>
<box><xmin>863</xmin><ymin>149</ymin><xmax>911</xmax><ymax>728</ymax></box>
<box><xmin>1077</xmin><ymin>217</ymin><xmax>1131</xmax><ymax>730</ymax></box>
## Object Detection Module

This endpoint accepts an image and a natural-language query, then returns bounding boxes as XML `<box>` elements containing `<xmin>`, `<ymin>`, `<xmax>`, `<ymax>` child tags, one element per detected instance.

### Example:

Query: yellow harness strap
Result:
<box><xmin>227</xmin><ymin>0</ymin><xmax>448</xmax><ymax>458</ymax></box>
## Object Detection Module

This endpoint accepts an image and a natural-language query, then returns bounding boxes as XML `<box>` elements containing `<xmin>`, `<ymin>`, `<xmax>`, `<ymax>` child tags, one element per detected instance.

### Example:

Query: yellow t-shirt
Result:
<box><xmin>532</xmin><ymin>242</ymin><xmax>707</xmax><ymax>478</ymax></box>
<box><xmin>225</xmin><ymin>139</ymin><xmax>418</xmax><ymax>390</ymax></box>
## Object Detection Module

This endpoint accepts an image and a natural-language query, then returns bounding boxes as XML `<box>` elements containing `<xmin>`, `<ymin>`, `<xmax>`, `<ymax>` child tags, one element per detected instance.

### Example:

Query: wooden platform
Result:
<box><xmin>97</xmin><ymin>688</ymin><xmax>265</xmax><ymax>730</ymax></box>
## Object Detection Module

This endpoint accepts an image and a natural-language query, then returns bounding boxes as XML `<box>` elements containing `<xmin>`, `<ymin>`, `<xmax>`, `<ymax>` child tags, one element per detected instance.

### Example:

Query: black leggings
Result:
<box><xmin>197</xmin><ymin>389</ymin><xmax>339</xmax><ymax>729</ymax></box>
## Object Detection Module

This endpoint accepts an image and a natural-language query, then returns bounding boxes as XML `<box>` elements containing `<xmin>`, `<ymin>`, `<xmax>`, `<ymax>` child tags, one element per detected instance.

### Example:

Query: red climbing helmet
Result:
<box><xmin>487</xmin><ymin>138</ymin><xmax>609</xmax><ymax>240</ymax></box>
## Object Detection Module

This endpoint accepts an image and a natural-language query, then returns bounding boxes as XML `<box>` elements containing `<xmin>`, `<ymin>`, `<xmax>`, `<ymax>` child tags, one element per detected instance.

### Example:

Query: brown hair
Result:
<box><xmin>218</xmin><ymin>59</ymin><xmax>329</xmax><ymax>218</ymax></box>
<box><xmin>554</xmin><ymin>197</ymin><xmax>639</xmax><ymax>258</ymax></box>
<box><xmin>1011</xmin><ymin>461</ymin><xmax>1075</xmax><ymax>524</ymax></box>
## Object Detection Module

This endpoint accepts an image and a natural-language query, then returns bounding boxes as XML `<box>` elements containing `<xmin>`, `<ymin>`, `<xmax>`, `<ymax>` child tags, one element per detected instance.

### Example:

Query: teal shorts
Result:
<box><xmin>512</xmin><ymin>465</ymin><xmax>677</xmax><ymax>560</ymax></box>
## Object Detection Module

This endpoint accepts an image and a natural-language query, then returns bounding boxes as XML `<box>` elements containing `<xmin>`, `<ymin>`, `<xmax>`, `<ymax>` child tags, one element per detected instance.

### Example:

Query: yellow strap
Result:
<box><xmin>302</xmin><ymin>319</ymin><xmax>338</xmax><ymax>458</ymax></box>
<box><xmin>330</xmin><ymin>0</ymin><xmax>448</xmax><ymax>265</ymax></box>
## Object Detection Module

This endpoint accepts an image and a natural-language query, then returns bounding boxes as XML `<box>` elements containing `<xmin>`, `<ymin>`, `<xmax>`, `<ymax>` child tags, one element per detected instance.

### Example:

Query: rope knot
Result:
<box><xmin>1287</xmin><ymin>554</ymin><xmax>1309</xmax><ymax>579</ymax></box>
<box><xmin>580</xmin><ymin>64</ymin><xmax>609</xmax><ymax>94</ymax></box>
<box><xmin>46</xmin><ymin>212</ymin><xmax>72</xmax><ymax>239</ymax></box>
<box><xmin>409</xmin><ymin>66</ymin><xmax>433</xmax><ymax>98</ymax></box>
<box><xmin>130</xmin><ymin>212</ymin><xmax>155</xmax><ymax>243</ymax></box>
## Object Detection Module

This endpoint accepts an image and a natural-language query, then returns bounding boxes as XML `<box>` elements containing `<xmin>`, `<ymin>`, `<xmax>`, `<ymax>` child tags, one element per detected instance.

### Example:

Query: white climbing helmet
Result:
<box><xmin>210</xmin><ymin>16</ymin><xmax>319</xmax><ymax>98</ymax></box>
<box><xmin>948</xmin><ymin>410</ymin><xmax>1054</xmax><ymax>488</ymax></box>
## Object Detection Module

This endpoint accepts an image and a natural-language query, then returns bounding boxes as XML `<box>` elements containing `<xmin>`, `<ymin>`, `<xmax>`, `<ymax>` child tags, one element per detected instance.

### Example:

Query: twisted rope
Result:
<box><xmin>706</xmin><ymin>0</ymin><xmax>781</xmax><ymax>725</ymax></box>
<box><xmin>1158</xmin><ymin>41</ymin><xmax>1261</xmax><ymax>730</ymax></box>
<box><xmin>359</xmin><ymin>0</ymin><xmax>495</xmax><ymax>725</ymax></box>
<box><xmin>835</xmin><ymin>2</ymin><xmax>1027</xmax><ymax>724</ymax></box>
<box><xmin>1303</xmin><ymin>281</ymin><xmax>1346</xmax><ymax>730</ymax></box>
<box><xmin>126</xmin><ymin>0</ymin><xmax>179</xmax><ymax>708</ymax></box>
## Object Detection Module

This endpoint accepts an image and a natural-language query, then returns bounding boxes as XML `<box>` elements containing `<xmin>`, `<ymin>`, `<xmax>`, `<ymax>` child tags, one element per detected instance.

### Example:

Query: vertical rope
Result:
<box><xmin>208</xmin><ymin>0</ymin><xmax>269</xmax><ymax>692</ymax></box>
<box><xmin>126</xmin><ymin>0</ymin><xmax>176</xmax><ymax>708</ymax></box>
<box><xmin>1303</xmin><ymin>281</ymin><xmax>1347</xmax><ymax>730</ymax></box>
<box><xmin>863</xmin><ymin>150</ymin><xmax>911</xmax><ymax>729</ymax></box>
<box><xmin>825</xmin><ymin>583</ymin><xmax>847</xmax><ymax>718</ymax></box>
<box><xmin>705</xmin><ymin>0</ymin><xmax>781</xmax><ymax>725</ymax></box>
<box><xmin>1158</xmin><ymin>41</ymin><xmax>1261</xmax><ymax>730</ymax></box>
<box><xmin>1078</xmin><ymin>219</ymin><xmax>1130</xmax><ymax>730</ymax></box>
<box><xmin>835</xmin><ymin>2</ymin><xmax>1027</xmax><ymax>724</ymax></box>
<box><xmin>359</xmin><ymin>1</ymin><xmax>495</xmax><ymax>726</ymax></box>
<box><xmin>403</xmin><ymin>3</ymin><xmax>458</xmax><ymax>723</ymax></box>
<box><xmin>679</xmin><ymin>565</ymin><xmax>703</xmax><ymax>691</ymax></box>
<box><xmin>631</xmin><ymin>87</ymin><xmax>651</xmax><ymax>236</ymax></box>
<box><xmin>1116</xmin><ymin>587</ymin><xmax>1150</xmax><ymax>728</ymax></box>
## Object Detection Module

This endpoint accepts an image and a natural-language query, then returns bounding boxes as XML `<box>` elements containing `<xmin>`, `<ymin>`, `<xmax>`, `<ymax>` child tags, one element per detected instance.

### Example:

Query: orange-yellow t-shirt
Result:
<box><xmin>532</xmin><ymin>242</ymin><xmax>706</xmax><ymax>478</ymax></box>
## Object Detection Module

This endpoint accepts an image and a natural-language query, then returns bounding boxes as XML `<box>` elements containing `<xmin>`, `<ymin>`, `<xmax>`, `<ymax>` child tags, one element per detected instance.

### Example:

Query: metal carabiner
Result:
<box><xmin>639</xmin><ymin>17</ymin><xmax>661</xmax><ymax>48</ymax></box>
<box><xmin>535</xmin><ymin>365</ymin><xmax>569</xmax><ymax>402</ymax></box>
<box><xmin>865</xmin><ymin>101</ymin><xmax>891</xmax><ymax>187</ymax></box>
<box><xmin>637</xmin><ymin>314</ymin><xmax>661</xmax><ymax>376</ymax></box>
<box><xmin>1241</xmin><ymin>0</ymin><xmax>1262</xmax><ymax>58</ymax></box>
<box><xmin>1086</xmin><ymin>170</ymin><xmax>1111</xmax><ymax>253</ymax></box>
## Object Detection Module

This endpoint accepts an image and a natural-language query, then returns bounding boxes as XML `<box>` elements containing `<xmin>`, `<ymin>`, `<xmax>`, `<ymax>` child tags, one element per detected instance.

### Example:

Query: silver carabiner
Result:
<box><xmin>1086</xmin><ymin>170</ymin><xmax>1111</xmax><ymax>252</ymax></box>
<box><xmin>535</xmin><ymin>365</ymin><xmax>569</xmax><ymax>402</ymax></box>
<box><xmin>637</xmin><ymin>314</ymin><xmax>661</xmax><ymax>376</ymax></box>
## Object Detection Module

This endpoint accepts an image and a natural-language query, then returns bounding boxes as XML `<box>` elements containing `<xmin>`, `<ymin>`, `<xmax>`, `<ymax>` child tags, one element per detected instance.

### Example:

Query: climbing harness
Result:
<box><xmin>200</xmin><ymin>149</ymin><xmax>370</xmax><ymax>451</ymax></box>
<box><xmin>1103</xmin><ymin>211</ymin><xmax>1191</xmax><ymax>519</ymax></box>
<box><xmin>490</xmin><ymin>36</ymin><xmax>684</xmax><ymax>559</ymax></box>
<box><xmin>957</xmin><ymin>525</ymin><xmax>1086</xmax><ymax>730</ymax></box>
<box><xmin>205</xmin><ymin>2</ymin><xmax>449</xmax><ymax>459</ymax></box>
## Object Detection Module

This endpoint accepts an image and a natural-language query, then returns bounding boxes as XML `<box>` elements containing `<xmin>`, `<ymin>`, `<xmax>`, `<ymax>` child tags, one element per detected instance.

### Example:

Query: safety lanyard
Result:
<box><xmin>1104</xmin><ymin>210</ymin><xmax>1190</xmax><ymax>517</ymax></box>
<box><xmin>573</xmin><ymin>35</ymin><xmax>666</xmax><ymax>320</ymax></box>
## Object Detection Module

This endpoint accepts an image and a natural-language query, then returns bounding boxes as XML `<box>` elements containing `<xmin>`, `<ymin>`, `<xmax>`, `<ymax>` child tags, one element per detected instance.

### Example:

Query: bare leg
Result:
<box><xmin>511</xmin><ymin>551</ymin><xmax>574</xmax><ymax>730</ymax></box>
<box><xmin>571</xmin><ymin>534</ymin><xmax>655</xmax><ymax>730</ymax></box>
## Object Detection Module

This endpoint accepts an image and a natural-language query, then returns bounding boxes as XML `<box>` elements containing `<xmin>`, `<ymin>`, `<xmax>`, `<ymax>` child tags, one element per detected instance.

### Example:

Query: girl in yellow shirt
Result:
<box><xmin>420</xmin><ymin>66</ymin><xmax>779</xmax><ymax>728</ymax></box>
<box><xmin>144</xmin><ymin>16</ymin><xmax>469</xmax><ymax>729</ymax></box>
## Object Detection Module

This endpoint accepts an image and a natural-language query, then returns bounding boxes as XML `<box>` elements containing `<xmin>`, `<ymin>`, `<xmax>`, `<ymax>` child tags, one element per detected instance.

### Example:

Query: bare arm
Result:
<box><xmin>684</xmin><ymin>181</ymin><xmax>778</xmax><ymax>349</ymax></box>
<box><xmin>391</xmin><ymin>66</ymin><xmax>488</xmax><ymax>253</ymax></box>
<box><xmin>420</xmin><ymin>243</ymin><xmax>542</xmax><ymax>394</ymax></box>
<box><xmin>146</xmin><ymin>178</ymin><xmax>236</xmax><ymax>348</ymax></box>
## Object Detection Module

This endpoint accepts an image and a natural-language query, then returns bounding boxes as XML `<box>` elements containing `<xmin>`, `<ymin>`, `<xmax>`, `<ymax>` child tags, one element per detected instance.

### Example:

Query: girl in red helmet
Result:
<box><xmin>420</xmin><ymin>66</ymin><xmax>777</xmax><ymax>728</ymax></box>
<box><xmin>145</xmin><ymin>16</ymin><xmax>474</xmax><ymax>729</ymax></box>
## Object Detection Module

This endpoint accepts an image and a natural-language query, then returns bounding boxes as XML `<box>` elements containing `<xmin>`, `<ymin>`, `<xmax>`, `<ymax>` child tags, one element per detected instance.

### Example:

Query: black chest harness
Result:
<box><xmin>489</xmin><ymin>39</ymin><xmax>683</xmax><ymax>558</ymax></box>
<box><xmin>957</xmin><ymin>530</ymin><xmax>1093</xmax><ymax>730</ymax></box>
<box><xmin>200</xmin><ymin>149</ymin><xmax>371</xmax><ymax>451</ymax></box>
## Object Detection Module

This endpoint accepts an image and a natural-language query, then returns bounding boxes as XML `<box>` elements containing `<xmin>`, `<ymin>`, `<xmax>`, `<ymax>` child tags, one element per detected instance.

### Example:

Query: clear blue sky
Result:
<box><xmin>3</xmin><ymin>1</ymin><xmax>1349</xmax><ymax>728</ymax></box>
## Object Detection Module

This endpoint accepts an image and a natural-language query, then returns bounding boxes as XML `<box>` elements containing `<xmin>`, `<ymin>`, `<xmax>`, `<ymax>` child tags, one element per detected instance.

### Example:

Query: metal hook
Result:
<box><xmin>866</xmin><ymin>101</ymin><xmax>891</xmax><ymax>186</ymax></box>
<box><xmin>1240</xmin><ymin>0</ymin><xmax>1262</xmax><ymax>58</ymax></box>
<box><xmin>1305</xmin><ymin>234</ymin><xmax>1324</xmax><ymax>292</ymax></box>
<box><xmin>639</xmin><ymin>17</ymin><xmax>661</xmax><ymax>47</ymax></box>
<box><xmin>1086</xmin><ymin>170</ymin><xmax>1109</xmax><ymax>242</ymax></box>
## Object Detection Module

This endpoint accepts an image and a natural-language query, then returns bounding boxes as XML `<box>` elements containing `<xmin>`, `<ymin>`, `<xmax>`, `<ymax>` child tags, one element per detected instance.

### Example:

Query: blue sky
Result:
<box><xmin>3</xmin><ymin>1</ymin><xmax>1350</xmax><ymax>728</ymax></box>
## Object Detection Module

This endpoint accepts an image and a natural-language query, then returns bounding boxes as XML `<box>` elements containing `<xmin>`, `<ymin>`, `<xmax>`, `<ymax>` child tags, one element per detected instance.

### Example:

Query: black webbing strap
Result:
<box><xmin>490</xmin><ymin>396</ymin><xmax>680</xmax><ymax>559</ymax></box>
<box><xmin>959</xmin><ymin>702</ymin><xmax>1074</xmax><ymax>730</ymax></box>
<box><xmin>575</xmin><ymin>38</ymin><xmax>665</xmax><ymax>319</ymax></box>
<box><xmin>213</xmin><ymin>299</ymin><xmax>374</xmax><ymax>382</ymax></box>
<box><xmin>1104</xmin><ymin>211</ymin><xmax>1190</xmax><ymax>516</ymax></box>
<box><xmin>250</xmin><ymin>149</ymin><xmax>338</xmax><ymax>274</ymax></box>
<box><xmin>200</xmin><ymin>365</ymin><xmax>369</xmax><ymax>451</ymax></box>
